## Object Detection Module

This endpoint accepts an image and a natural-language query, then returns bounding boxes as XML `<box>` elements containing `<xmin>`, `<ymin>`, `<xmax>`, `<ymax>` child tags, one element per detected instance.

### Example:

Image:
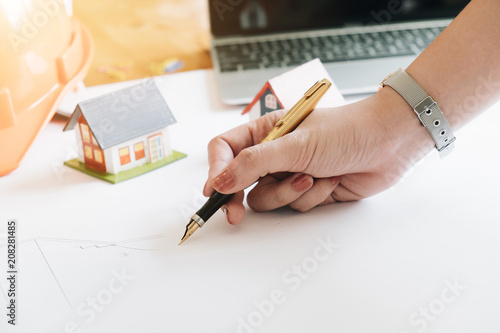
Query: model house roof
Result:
<box><xmin>64</xmin><ymin>80</ymin><xmax>176</xmax><ymax>149</ymax></box>
<box><xmin>242</xmin><ymin>59</ymin><xmax>345</xmax><ymax>114</ymax></box>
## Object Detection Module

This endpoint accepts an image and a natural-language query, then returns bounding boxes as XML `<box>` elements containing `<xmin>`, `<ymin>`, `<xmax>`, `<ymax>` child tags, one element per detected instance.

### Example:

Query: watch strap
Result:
<box><xmin>382</xmin><ymin>68</ymin><xmax>456</xmax><ymax>154</ymax></box>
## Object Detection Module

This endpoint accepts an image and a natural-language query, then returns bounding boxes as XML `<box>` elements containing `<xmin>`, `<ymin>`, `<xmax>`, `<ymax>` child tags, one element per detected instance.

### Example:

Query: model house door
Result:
<box><xmin>148</xmin><ymin>134</ymin><xmax>164</xmax><ymax>163</ymax></box>
<box><xmin>80</xmin><ymin>122</ymin><xmax>106</xmax><ymax>173</ymax></box>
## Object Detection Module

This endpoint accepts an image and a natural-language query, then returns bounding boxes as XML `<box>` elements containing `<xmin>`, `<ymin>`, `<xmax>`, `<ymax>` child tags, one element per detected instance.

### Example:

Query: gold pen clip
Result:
<box><xmin>304</xmin><ymin>79</ymin><xmax>330</xmax><ymax>97</ymax></box>
<box><xmin>260</xmin><ymin>78</ymin><xmax>332</xmax><ymax>143</ymax></box>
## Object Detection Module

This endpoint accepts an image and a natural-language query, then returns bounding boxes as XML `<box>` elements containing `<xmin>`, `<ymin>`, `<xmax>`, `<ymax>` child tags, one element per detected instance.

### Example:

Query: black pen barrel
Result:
<box><xmin>196</xmin><ymin>191</ymin><xmax>234</xmax><ymax>222</ymax></box>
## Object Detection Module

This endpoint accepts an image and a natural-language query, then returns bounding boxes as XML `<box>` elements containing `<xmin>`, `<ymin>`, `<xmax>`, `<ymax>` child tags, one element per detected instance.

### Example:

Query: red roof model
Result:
<box><xmin>242</xmin><ymin>59</ymin><xmax>345</xmax><ymax>120</ymax></box>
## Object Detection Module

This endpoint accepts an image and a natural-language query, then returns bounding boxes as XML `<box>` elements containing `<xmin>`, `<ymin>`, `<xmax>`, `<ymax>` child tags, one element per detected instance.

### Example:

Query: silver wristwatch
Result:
<box><xmin>381</xmin><ymin>68</ymin><xmax>456</xmax><ymax>155</ymax></box>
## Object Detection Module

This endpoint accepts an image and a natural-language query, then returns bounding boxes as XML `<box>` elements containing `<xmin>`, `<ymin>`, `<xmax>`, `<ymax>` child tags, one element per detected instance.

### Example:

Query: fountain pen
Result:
<box><xmin>179</xmin><ymin>78</ymin><xmax>332</xmax><ymax>245</ymax></box>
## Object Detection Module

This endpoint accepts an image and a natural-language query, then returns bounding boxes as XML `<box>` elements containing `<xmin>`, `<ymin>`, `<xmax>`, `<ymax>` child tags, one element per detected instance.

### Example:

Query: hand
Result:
<box><xmin>203</xmin><ymin>88</ymin><xmax>434</xmax><ymax>225</ymax></box>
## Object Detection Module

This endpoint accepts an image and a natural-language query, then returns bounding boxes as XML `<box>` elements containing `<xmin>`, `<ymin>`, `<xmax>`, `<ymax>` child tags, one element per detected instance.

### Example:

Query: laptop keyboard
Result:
<box><xmin>215</xmin><ymin>27</ymin><xmax>445</xmax><ymax>72</ymax></box>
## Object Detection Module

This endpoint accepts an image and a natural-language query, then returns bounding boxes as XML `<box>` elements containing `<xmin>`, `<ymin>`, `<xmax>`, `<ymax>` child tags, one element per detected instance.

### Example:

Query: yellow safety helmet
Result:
<box><xmin>0</xmin><ymin>0</ymin><xmax>93</xmax><ymax>176</ymax></box>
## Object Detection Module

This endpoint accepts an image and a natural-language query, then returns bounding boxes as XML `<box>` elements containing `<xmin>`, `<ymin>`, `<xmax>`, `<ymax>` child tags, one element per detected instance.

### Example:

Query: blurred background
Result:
<box><xmin>73</xmin><ymin>0</ymin><xmax>212</xmax><ymax>86</ymax></box>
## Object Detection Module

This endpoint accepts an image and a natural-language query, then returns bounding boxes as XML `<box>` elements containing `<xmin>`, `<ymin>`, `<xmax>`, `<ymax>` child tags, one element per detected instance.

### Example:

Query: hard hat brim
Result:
<box><xmin>0</xmin><ymin>18</ymin><xmax>94</xmax><ymax>177</ymax></box>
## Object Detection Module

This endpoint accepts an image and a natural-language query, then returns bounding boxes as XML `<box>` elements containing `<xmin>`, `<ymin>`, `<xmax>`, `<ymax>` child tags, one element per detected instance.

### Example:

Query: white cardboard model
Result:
<box><xmin>242</xmin><ymin>59</ymin><xmax>346</xmax><ymax>120</ymax></box>
<box><xmin>63</xmin><ymin>80</ymin><xmax>185</xmax><ymax>182</ymax></box>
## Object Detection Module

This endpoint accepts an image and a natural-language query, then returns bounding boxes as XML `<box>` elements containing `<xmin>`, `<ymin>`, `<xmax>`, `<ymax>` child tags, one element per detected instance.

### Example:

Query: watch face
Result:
<box><xmin>381</xmin><ymin>68</ymin><xmax>403</xmax><ymax>85</ymax></box>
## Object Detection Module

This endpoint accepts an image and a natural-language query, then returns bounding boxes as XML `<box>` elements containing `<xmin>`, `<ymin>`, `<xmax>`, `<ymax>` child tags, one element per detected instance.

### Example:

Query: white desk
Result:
<box><xmin>1</xmin><ymin>69</ymin><xmax>499</xmax><ymax>333</ymax></box>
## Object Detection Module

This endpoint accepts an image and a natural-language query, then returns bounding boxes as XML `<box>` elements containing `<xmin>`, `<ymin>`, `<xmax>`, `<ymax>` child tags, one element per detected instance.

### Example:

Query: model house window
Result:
<box><xmin>91</xmin><ymin>134</ymin><xmax>98</xmax><ymax>146</ymax></box>
<box><xmin>134</xmin><ymin>142</ymin><xmax>145</xmax><ymax>160</ymax></box>
<box><xmin>94</xmin><ymin>149</ymin><xmax>103</xmax><ymax>163</ymax></box>
<box><xmin>84</xmin><ymin>146</ymin><xmax>93</xmax><ymax>159</ymax></box>
<box><xmin>119</xmin><ymin>147</ymin><xmax>131</xmax><ymax>165</ymax></box>
<box><xmin>80</xmin><ymin>123</ymin><xmax>91</xmax><ymax>142</ymax></box>
<box><xmin>265</xmin><ymin>94</ymin><xmax>277</xmax><ymax>109</ymax></box>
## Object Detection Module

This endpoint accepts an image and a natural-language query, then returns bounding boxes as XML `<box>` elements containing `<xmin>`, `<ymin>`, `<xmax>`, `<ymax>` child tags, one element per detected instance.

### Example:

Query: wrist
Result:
<box><xmin>369</xmin><ymin>86</ymin><xmax>435</xmax><ymax>177</ymax></box>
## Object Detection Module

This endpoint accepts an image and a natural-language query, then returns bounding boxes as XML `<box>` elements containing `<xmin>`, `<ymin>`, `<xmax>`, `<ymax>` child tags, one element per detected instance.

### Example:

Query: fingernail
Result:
<box><xmin>331</xmin><ymin>176</ymin><xmax>341</xmax><ymax>186</ymax></box>
<box><xmin>291</xmin><ymin>174</ymin><xmax>312</xmax><ymax>192</ymax></box>
<box><xmin>213</xmin><ymin>169</ymin><xmax>235</xmax><ymax>193</ymax></box>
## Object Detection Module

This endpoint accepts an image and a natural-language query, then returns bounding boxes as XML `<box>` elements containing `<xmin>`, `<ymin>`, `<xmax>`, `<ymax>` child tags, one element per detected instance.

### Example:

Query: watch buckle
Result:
<box><xmin>415</xmin><ymin>96</ymin><xmax>436</xmax><ymax>115</ymax></box>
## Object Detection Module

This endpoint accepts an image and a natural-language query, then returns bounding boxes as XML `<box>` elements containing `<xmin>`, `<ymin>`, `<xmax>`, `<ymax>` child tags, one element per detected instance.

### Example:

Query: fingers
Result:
<box><xmin>247</xmin><ymin>174</ymin><xmax>341</xmax><ymax>212</ymax></box>
<box><xmin>211</xmin><ymin>133</ymin><xmax>306</xmax><ymax>194</ymax></box>
<box><xmin>330</xmin><ymin>182</ymin><xmax>368</xmax><ymax>202</ymax></box>
<box><xmin>330</xmin><ymin>173</ymin><xmax>381</xmax><ymax>202</ymax></box>
<box><xmin>223</xmin><ymin>190</ymin><xmax>245</xmax><ymax>225</ymax></box>
<box><xmin>220</xmin><ymin>173</ymin><xmax>377</xmax><ymax>225</ymax></box>
<box><xmin>203</xmin><ymin>110</ymin><xmax>286</xmax><ymax>196</ymax></box>
<box><xmin>289</xmin><ymin>177</ymin><xmax>340</xmax><ymax>212</ymax></box>
<box><xmin>247</xmin><ymin>173</ymin><xmax>314</xmax><ymax>212</ymax></box>
<box><xmin>221</xmin><ymin>173</ymin><xmax>313</xmax><ymax>225</ymax></box>
<box><xmin>203</xmin><ymin>138</ymin><xmax>234</xmax><ymax>196</ymax></box>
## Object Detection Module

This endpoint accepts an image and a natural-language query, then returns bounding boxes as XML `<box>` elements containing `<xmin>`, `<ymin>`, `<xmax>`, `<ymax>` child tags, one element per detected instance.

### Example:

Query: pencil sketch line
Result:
<box><xmin>113</xmin><ymin>235</ymin><xmax>164</xmax><ymax>245</ymax></box>
<box><xmin>35</xmin><ymin>234</ymin><xmax>164</xmax><ymax>246</ymax></box>
<box><xmin>0</xmin><ymin>234</ymin><xmax>164</xmax><ymax>249</ymax></box>
<box><xmin>117</xmin><ymin>245</ymin><xmax>159</xmax><ymax>251</ymax></box>
<box><xmin>76</xmin><ymin>244</ymin><xmax>159</xmax><ymax>251</ymax></box>
<box><xmin>34</xmin><ymin>239</ymin><xmax>72</xmax><ymax>308</ymax></box>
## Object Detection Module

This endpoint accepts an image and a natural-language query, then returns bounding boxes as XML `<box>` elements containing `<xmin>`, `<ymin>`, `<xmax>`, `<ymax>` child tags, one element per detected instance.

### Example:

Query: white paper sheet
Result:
<box><xmin>1</xmin><ymin>69</ymin><xmax>499</xmax><ymax>333</ymax></box>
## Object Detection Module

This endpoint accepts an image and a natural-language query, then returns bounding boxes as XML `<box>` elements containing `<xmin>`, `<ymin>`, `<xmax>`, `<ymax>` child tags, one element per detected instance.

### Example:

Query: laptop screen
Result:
<box><xmin>210</xmin><ymin>0</ymin><xmax>470</xmax><ymax>37</ymax></box>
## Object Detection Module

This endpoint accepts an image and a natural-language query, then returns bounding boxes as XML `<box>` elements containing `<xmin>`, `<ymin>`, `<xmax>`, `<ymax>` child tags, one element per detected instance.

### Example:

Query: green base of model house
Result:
<box><xmin>64</xmin><ymin>150</ymin><xmax>187</xmax><ymax>184</ymax></box>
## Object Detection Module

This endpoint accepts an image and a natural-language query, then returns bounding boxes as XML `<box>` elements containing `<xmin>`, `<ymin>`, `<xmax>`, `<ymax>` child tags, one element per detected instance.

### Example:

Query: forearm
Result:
<box><xmin>204</xmin><ymin>0</ymin><xmax>500</xmax><ymax>218</ymax></box>
<box><xmin>368</xmin><ymin>0</ymin><xmax>500</xmax><ymax>178</ymax></box>
<box><xmin>406</xmin><ymin>0</ymin><xmax>500</xmax><ymax>129</ymax></box>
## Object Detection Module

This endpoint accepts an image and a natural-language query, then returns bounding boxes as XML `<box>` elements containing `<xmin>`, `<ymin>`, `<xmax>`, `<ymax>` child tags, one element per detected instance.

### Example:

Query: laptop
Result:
<box><xmin>209</xmin><ymin>0</ymin><xmax>469</xmax><ymax>105</ymax></box>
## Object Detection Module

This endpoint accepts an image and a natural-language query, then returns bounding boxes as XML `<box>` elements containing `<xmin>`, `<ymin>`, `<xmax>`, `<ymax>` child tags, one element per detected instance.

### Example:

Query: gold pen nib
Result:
<box><xmin>179</xmin><ymin>219</ymin><xmax>200</xmax><ymax>245</ymax></box>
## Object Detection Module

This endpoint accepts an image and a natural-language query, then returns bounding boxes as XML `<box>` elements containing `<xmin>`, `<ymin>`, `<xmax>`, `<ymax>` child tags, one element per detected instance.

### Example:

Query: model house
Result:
<box><xmin>63</xmin><ymin>80</ymin><xmax>186</xmax><ymax>183</ymax></box>
<box><xmin>242</xmin><ymin>59</ymin><xmax>346</xmax><ymax>120</ymax></box>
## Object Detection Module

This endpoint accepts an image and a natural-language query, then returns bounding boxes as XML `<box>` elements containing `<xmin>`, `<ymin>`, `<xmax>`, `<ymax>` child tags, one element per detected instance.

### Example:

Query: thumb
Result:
<box><xmin>212</xmin><ymin>134</ymin><xmax>303</xmax><ymax>194</ymax></box>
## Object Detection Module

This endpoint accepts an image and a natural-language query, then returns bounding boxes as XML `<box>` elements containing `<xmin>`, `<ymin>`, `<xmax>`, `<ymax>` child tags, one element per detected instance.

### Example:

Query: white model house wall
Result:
<box><xmin>104</xmin><ymin>128</ymin><xmax>171</xmax><ymax>174</ymax></box>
